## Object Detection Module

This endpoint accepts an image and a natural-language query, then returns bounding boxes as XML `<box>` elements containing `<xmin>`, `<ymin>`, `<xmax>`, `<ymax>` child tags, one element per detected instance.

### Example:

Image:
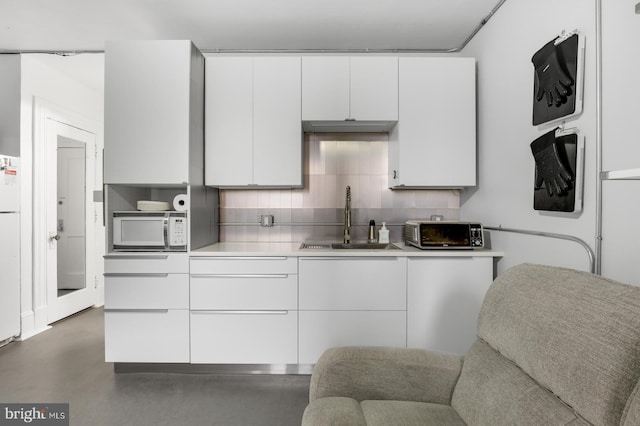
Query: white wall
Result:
<box><xmin>460</xmin><ymin>0</ymin><xmax>598</xmax><ymax>274</ymax></box>
<box><xmin>19</xmin><ymin>54</ymin><xmax>105</xmax><ymax>338</ymax></box>
<box><xmin>0</xmin><ymin>55</ymin><xmax>21</xmax><ymax>156</ymax></box>
<box><xmin>599</xmin><ymin>0</ymin><xmax>640</xmax><ymax>285</ymax></box>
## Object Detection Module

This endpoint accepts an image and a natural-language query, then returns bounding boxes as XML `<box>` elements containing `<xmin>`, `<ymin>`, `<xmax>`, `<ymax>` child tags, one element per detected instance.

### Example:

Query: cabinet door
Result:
<box><xmin>407</xmin><ymin>257</ymin><xmax>493</xmax><ymax>355</ymax></box>
<box><xmin>104</xmin><ymin>40</ymin><xmax>193</xmax><ymax>185</ymax></box>
<box><xmin>350</xmin><ymin>57</ymin><xmax>398</xmax><ymax>121</ymax></box>
<box><xmin>299</xmin><ymin>311</ymin><xmax>406</xmax><ymax>364</ymax></box>
<box><xmin>389</xmin><ymin>57</ymin><xmax>476</xmax><ymax>188</ymax></box>
<box><xmin>190</xmin><ymin>310</ymin><xmax>298</xmax><ymax>364</ymax></box>
<box><xmin>105</xmin><ymin>309</ymin><xmax>190</xmax><ymax>362</ymax></box>
<box><xmin>253</xmin><ymin>57</ymin><xmax>302</xmax><ymax>186</ymax></box>
<box><xmin>299</xmin><ymin>257</ymin><xmax>406</xmax><ymax>310</ymax></box>
<box><xmin>301</xmin><ymin>57</ymin><xmax>350</xmax><ymax>121</ymax></box>
<box><xmin>104</xmin><ymin>274</ymin><xmax>189</xmax><ymax>309</ymax></box>
<box><xmin>204</xmin><ymin>57</ymin><xmax>253</xmax><ymax>186</ymax></box>
<box><xmin>190</xmin><ymin>274</ymin><xmax>297</xmax><ymax>310</ymax></box>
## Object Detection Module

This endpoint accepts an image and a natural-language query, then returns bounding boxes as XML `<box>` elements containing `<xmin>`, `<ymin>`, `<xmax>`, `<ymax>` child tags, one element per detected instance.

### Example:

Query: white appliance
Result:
<box><xmin>112</xmin><ymin>211</ymin><xmax>187</xmax><ymax>251</ymax></box>
<box><xmin>0</xmin><ymin>155</ymin><xmax>20</xmax><ymax>344</ymax></box>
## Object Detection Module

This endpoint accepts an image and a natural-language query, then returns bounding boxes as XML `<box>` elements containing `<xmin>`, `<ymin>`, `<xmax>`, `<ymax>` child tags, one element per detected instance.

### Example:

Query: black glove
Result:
<box><xmin>531</xmin><ymin>129</ymin><xmax>572</xmax><ymax>197</ymax></box>
<box><xmin>532</xmin><ymin>39</ymin><xmax>573</xmax><ymax>107</ymax></box>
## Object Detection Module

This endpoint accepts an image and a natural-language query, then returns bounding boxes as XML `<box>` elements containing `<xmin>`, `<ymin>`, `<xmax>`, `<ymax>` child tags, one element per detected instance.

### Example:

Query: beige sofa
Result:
<box><xmin>302</xmin><ymin>263</ymin><xmax>640</xmax><ymax>426</ymax></box>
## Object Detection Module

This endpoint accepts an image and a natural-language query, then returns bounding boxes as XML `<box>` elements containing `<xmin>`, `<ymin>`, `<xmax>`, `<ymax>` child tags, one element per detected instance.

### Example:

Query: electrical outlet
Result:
<box><xmin>260</xmin><ymin>214</ymin><xmax>274</xmax><ymax>227</ymax></box>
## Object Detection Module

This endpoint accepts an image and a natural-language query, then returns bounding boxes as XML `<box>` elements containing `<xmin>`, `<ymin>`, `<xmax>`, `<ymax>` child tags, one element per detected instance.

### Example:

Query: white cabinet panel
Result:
<box><xmin>104</xmin><ymin>254</ymin><xmax>189</xmax><ymax>274</ymax></box>
<box><xmin>104</xmin><ymin>274</ymin><xmax>189</xmax><ymax>309</ymax></box>
<box><xmin>299</xmin><ymin>311</ymin><xmax>406</xmax><ymax>364</ymax></box>
<box><xmin>302</xmin><ymin>56</ymin><xmax>350</xmax><ymax>121</ymax></box>
<box><xmin>204</xmin><ymin>57</ymin><xmax>253</xmax><ymax>186</ymax></box>
<box><xmin>253</xmin><ymin>57</ymin><xmax>302</xmax><ymax>186</ymax></box>
<box><xmin>389</xmin><ymin>57</ymin><xmax>476</xmax><ymax>188</ymax></box>
<box><xmin>299</xmin><ymin>257</ymin><xmax>406</xmax><ymax>310</ymax></box>
<box><xmin>204</xmin><ymin>57</ymin><xmax>302</xmax><ymax>187</ymax></box>
<box><xmin>350</xmin><ymin>57</ymin><xmax>398</xmax><ymax>121</ymax></box>
<box><xmin>407</xmin><ymin>257</ymin><xmax>493</xmax><ymax>355</ymax></box>
<box><xmin>104</xmin><ymin>40</ymin><xmax>201</xmax><ymax>185</ymax></box>
<box><xmin>301</xmin><ymin>56</ymin><xmax>398</xmax><ymax>122</ymax></box>
<box><xmin>190</xmin><ymin>311</ymin><xmax>298</xmax><ymax>364</ymax></box>
<box><xmin>190</xmin><ymin>274</ymin><xmax>297</xmax><ymax>310</ymax></box>
<box><xmin>190</xmin><ymin>256</ymin><xmax>297</xmax><ymax>275</ymax></box>
<box><xmin>105</xmin><ymin>309</ymin><xmax>190</xmax><ymax>363</ymax></box>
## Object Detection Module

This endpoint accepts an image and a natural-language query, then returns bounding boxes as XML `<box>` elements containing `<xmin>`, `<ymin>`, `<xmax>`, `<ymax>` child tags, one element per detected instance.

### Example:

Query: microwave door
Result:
<box><xmin>114</xmin><ymin>216</ymin><xmax>166</xmax><ymax>248</ymax></box>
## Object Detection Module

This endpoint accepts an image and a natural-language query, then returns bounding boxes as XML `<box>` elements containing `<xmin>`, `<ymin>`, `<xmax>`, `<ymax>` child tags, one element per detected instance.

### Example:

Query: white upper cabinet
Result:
<box><xmin>302</xmin><ymin>56</ymin><xmax>398</xmax><ymax>131</ymax></box>
<box><xmin>301</xmin><ymin>57</ymin><xmax>351</xmax><ymax>121</ymax></box>
<box><xmin>205</xmin><ymin>57</ymin><xmax>253</xmax><ymax>187</ymax></box>
<box><xmin>104</xmin><ymin>40</ymin><xmax>204</xmax><ymax>185</ymax></box>
<box><xmin>349</xmin><ymin>57</ymin><xmax>399</xmax><ymax>121</ymax></box>
<box><xmin>205</xmin><ymin>56</ymin><xmax>302</xmax><ymax>187</ymax></box>
<box><xmin>389</xmin><ymin>57</ymin><xmax>476</xmax><ymax>188</ymax></box>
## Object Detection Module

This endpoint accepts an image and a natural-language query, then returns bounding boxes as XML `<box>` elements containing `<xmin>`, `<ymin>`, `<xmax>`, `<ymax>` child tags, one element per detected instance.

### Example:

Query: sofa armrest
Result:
<box><xmin>309</xmin><ymin>346</ymin><xmax>464</xmax><ymax>404</ymax></box>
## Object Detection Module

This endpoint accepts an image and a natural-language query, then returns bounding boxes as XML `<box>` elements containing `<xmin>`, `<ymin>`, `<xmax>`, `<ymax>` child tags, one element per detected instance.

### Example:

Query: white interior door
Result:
<box><xmin>46</xmin><ymin>119</ymin><xmax>96</xmax><ymax>323</ymax></box>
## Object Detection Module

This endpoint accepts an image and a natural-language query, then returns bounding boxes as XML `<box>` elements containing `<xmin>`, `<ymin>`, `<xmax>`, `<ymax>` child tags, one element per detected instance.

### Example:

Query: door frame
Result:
<box><xmin>33</xmin><ymin>98</ymin><xmax>100</xmax><ymax>324</ymax></box>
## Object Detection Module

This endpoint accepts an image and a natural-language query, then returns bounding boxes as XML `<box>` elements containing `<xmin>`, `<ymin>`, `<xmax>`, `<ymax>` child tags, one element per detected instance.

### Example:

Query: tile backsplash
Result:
<box><xmin>220</xmin><ymin>133</ymin><xmax>460</xmax><ymax>242</ymax></box>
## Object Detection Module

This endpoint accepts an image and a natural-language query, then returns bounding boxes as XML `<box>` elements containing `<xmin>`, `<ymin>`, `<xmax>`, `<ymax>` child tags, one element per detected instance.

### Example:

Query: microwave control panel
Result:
<box><xmin>169</xmin><ymin>216</ymin><xmax>187</xmax><ymax>246</ymax></box>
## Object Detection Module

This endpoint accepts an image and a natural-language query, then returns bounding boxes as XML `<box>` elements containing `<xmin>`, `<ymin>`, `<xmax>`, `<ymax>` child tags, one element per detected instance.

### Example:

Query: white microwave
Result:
<box><xmin>112</xmin><ymin>211</ymin><xmax>187</xmax><ymax>252</ymax></box>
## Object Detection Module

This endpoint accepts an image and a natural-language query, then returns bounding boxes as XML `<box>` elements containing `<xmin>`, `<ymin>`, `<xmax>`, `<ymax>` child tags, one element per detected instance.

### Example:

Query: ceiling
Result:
<box><xmin>2</xmin><ymin>0</ymin><xmax>505</xmax><ymax>53</ymax></box>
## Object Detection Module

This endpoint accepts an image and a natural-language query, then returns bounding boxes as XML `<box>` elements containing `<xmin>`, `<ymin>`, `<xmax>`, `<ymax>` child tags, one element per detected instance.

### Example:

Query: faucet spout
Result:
<box><xmin>344</xmin><ymin>186</ymin><xmax>351</xmax><ymax>243</ymax></box>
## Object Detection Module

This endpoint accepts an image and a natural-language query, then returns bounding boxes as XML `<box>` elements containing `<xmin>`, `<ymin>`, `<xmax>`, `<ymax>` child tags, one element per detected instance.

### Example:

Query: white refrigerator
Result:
<box><xmin>0</xmin><ymin>155</ymin><xmax>20</xmax><ymax>343</ymax></box>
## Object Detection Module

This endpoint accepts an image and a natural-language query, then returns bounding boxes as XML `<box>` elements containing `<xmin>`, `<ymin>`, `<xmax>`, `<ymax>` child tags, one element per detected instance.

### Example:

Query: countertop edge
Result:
<box><xmin>187</xmin><ymin>242</ymin><xmax>504</xmax><ymax>258</ymax></box>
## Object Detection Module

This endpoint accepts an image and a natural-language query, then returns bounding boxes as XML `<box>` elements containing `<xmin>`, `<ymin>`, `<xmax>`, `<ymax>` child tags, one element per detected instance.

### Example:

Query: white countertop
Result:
<box><xmin>189</xmin><ymin>242</ymin><xmax>503</xmax><ymax>257</ymax></box>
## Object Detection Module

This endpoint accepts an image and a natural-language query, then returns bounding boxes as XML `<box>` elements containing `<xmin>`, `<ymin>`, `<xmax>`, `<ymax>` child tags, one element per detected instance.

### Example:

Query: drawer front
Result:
<box><xmin>104</xmin><ymin>309</ymin><xmax>190</xmax><ymax>363</ymax></box>
<box><xmin>104</xmin><ymin>254</ymin><xmax>189</xmax><ymax>274</ymax></box>
<box><xmin>299</xmin><ymin>257</ymin><xmax>407</xmax><ymax>310</ymax></box>
<box><xmin>190</xmin><ymin>310</ymin><xmax>298</xmax><ymax>364</ymax></box>
<box><xmin>190</xmin><ymin>256</ymin><xmax>297</xmax><ymax>275</ymax></box>
<box><xmin>298</xmin><ymin>310</ymin><xmax>406</xmax><ymax>364</ymax></box>
<box><xmin>105</xmin><ymin>274</ymin><xmax>189</xmax><ymax>309</ymax></box>
<box><xmin>190</xmin><ymin>274</ymin><xmax>297</xmax><ymax>310</ymax></box>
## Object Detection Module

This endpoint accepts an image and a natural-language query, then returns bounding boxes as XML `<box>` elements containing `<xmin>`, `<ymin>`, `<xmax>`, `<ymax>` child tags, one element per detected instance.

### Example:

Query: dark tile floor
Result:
<box><xmin>0</xmin><ymin>308</ymin><xmax>311</xmax><ymax>425</ymax></box>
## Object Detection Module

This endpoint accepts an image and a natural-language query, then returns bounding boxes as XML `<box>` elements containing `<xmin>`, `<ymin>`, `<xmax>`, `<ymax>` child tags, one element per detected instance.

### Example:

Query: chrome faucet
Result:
<box><xmin>344</xmin><ymin>186</ymin><xmax>351</xmax><ymax>243</ymax></box>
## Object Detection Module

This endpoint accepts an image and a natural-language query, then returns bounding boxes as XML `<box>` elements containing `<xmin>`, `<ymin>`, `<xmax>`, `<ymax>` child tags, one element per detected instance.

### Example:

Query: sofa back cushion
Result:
<box><xmin>467</xmin><ymin>263</ymin><xmax>640</xmax><ymax>426</ymax></box>
<box><xmin>452</xmin><ymin>339</ymin><xmax>590</xmax><ymax>426</ymax></box>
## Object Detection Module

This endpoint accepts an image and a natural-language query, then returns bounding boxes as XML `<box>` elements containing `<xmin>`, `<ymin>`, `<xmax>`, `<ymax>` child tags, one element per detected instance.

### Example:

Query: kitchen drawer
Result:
<box><xmin>298</xmin><ymin>310</ymin><xmax>407</xmax><ymax>364</ymax></box>
<box><xmin>104</xmin><ymin>273</ymin><xmax>189</xmax><ymax>309</ymax></box>
<box><xmin>190</xmin><ymin>256</ymin><xmax>297</xmax><ymax>275</ymax></box>
<box><xmin>104</xmin><ymin>309</ymin><xmax>190</xmax><ymax>363</ymax></box>
<box><xmin>190</xmin><ymin>310</ymin><xmax>298</xmax><ymax>364</ymax></box>
<box><xmin>299</xmin><ymin>257</ymin><xmax>407</xmax><ymax>310</ymax></box>
<box><xmin>190</xmin><ymin>274</ymin><xmax>297</xmax><ymax>310</ymax></box>
<box><xmin>104</xmin><ymin>254</ymin><xmax>189</xmax><ymax>274</ymax></box>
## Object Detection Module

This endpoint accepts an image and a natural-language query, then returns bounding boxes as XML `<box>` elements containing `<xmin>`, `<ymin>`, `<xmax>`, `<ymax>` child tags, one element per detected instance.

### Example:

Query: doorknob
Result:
<box><xmin>49</xmin><ymin>233</ymin><xmax>61</xmax><ymax>241</ymax></box>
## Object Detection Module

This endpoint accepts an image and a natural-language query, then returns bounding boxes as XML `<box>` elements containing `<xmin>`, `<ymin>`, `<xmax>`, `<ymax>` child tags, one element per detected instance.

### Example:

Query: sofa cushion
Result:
<box><xmin>452</xmin><ymin>339</ymin><xmax>590</xmax><ymax>426</ymax></box>
<box><xmin>309</xmin><ymin>346</ymin><xmax>463</xmax><ymax>404</ymax></box>
<box><xmin>302</xmin><ymin>397</ymin><xmax>367</xmax><ymax>426</ymax></box>
<box><xmin>475</xmin><ymin>263</ymin><xmax>640</xmax><ymax>426</ymax></box>
<box><xmin>361</xmin><ymin>400</ymin><xmax>466</xmax><ymax>426</ymax></box>
<box><xmin>622</xmin><ymin>380</ymin><xmax>640</xmax><ymax>426</ymax></box>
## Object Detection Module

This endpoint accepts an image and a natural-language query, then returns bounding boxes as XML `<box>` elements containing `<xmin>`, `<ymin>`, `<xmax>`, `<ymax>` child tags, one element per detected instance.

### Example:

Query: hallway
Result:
<box><xmin>0</xmin><ymin>308</ymin><xmax>310</xmax><ymax>425</ymax></box>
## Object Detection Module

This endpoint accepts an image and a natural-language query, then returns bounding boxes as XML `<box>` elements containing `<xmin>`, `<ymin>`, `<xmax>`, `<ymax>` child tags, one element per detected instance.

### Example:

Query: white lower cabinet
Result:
<box><xmin>190</xmin><ymin>311</ymin><xmax>298</xmax><ymax>364</ymax></box>
<box><xmin>298</xmin><ymin>311</ymin><xmax>406</xmax><ymax>364</ymax></box>
<box><xmin>407</xmin><ymin>257</ymin><xmax>494</xmax><ymax>355</ymax></box>
<box><xmin>298</xmin><ymin>257</ymin><xmax>407</xmax><ymax>364</ymax></box>
<box><xmin>104</xmin><ymin>310</ymin><xmax>190</xmax><ymax>363</ymax></box>
<box><xmin>189</xmin><ymin>256</ymin><xmax>298</xmax><ymax>364</ymax></box>
<box><xmin>104</xmin><ymin>254</ymin><xmax>190</xmax><ymax>363</ymax></box>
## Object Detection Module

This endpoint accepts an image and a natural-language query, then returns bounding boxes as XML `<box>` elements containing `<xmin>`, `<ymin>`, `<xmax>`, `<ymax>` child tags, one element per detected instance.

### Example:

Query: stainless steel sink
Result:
<box><xmin>331</xmin><ymin>243</ymin><xmax>400</xmax><ymax>250</ymax></box>
<box><xmin>299</xmin><ymin>242</ymin><xmax>400</xmax><ymax>250</ymax></box>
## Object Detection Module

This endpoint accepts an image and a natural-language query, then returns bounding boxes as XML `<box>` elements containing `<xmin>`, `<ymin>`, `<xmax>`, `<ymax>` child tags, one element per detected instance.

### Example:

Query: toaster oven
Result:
<box><xmin>404</xmin><ymin>221</ymin><xmax>484</xmax><ymax>249</ymax></box>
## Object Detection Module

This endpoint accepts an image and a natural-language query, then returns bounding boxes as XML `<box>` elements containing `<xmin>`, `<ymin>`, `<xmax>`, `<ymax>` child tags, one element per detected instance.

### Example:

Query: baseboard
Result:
<box><xmin>18</xmin><ymin>308</ymin><xmax>52</xmax><ymax>341</ymax></box>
